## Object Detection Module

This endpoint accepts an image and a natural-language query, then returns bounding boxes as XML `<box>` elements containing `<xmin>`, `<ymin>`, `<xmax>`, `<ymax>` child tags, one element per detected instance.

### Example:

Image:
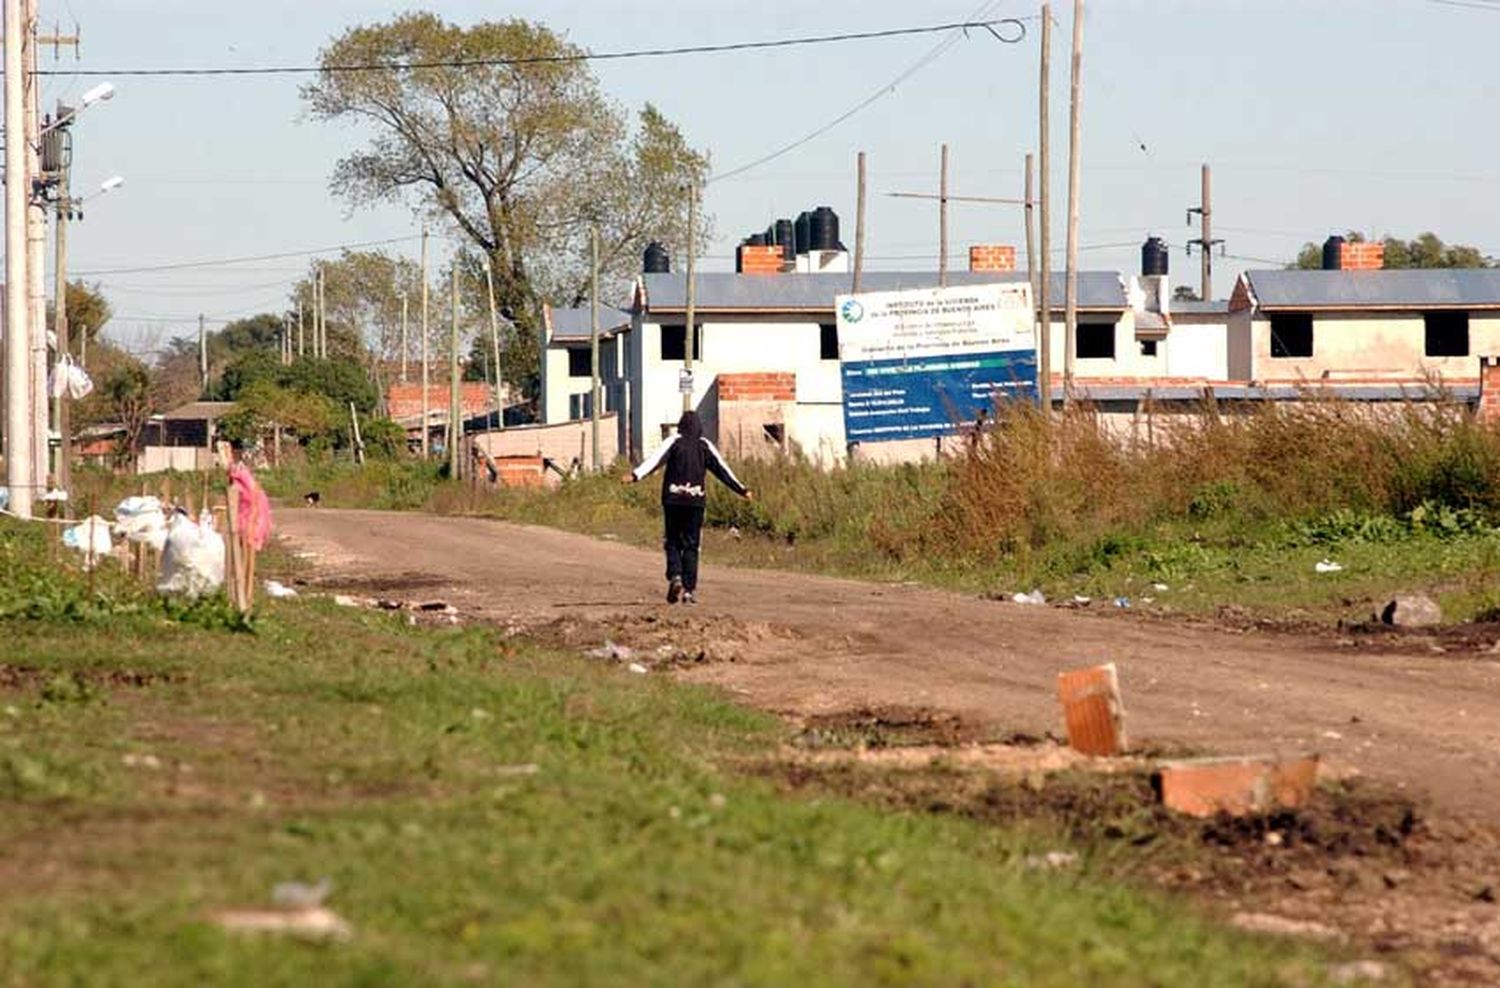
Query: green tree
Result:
<box><xmin>101</xmin><ymin>361</ymin><xmax>156</xmax><ymax>462</ymax></box>
<box><xmin>1293</xmin><ymin>231</ymin><xmax>1494</xmax><ymax>270</ymax></box>
<box><xmin>302</xmin><ymin>13</ymin><xmax>708</xmax><ymax>398</ymax></box>
<box><xmin>46</xmin><ymin>280</ymin><xmax>113</xmax><ymax>352</ymax></box>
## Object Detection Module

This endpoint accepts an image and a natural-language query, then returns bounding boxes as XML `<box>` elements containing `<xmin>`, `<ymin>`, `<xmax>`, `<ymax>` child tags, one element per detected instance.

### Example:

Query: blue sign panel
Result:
<box><xmin>836</xmin><ymin>283</ymin><xmax>1038</xmax><ymax>444</ymax></box>
<box><xmin>841</xmin><ymin>351</ymin><xmax>1038</xmax><ymax>442</ymax></box>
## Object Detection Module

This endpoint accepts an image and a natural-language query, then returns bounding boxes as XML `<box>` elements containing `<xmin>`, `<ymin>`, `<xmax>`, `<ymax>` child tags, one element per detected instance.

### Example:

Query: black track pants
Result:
<box><xmin>663</xmin><ymin>503</ymin><xmax>706</xmax><ymax>592</ymax></box>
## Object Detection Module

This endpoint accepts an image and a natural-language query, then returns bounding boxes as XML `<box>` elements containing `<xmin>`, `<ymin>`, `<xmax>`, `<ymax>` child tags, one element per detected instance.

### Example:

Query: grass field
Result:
<box><xmin>0</xmin><ymin>520</ymin><xmax>1344</xmax><ymax>986</ymax></box>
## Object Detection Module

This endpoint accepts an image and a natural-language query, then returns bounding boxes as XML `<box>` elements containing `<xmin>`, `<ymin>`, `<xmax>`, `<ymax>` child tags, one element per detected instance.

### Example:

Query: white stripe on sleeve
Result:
<box><xmin>632</xmin><ymin>434</ymin><xmax>677</xmax><ymax>481</ymax></box>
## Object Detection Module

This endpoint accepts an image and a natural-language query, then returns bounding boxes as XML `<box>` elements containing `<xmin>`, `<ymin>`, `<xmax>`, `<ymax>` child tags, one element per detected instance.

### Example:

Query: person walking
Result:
<box><xmin>622</xmin><ymin>410</ymin><xmax>753</xmax><ymax>605</ymax></box>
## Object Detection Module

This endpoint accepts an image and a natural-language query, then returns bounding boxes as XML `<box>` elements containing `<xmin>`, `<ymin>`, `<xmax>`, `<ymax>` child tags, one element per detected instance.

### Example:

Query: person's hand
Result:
<box><xmin>744</xmin><ymin>489</ymin><xmax>755</xmax><ymax>502</ymax></box>
<box><xmin>620</xmin><ymin>474</ymin><xmax>634</xmax><ymax>485</ymax></box>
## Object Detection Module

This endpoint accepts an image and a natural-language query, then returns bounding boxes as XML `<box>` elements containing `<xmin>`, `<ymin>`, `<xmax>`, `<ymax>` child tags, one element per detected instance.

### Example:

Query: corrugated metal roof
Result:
<box><xmin>1170</xmin><ymin>299</ymin><xmax>1230</xmax><ymax>315</ymax></box>
<box><xmin>160</xmin><ymin>401</ymin><xmax>237</xmax><ymax>421</ymax></box>
<box><xmin>1070</xmin><ymin>383</ymin><xmax>1479</xmax><ymax>402</ymax></box>
<box><xmin>1245</xmin><ymin>269</ymin><xmax>1500</xmax><ymax>311</ymax></box>
<box><xmin>547</xmin><ymin>304</ymin><xmax>629</xmax><ymax>341</ymax></box>
<box><xmin>638</xmin><ymin>270</ymin><xmax>1128</xmax><ymax>313</ymax></box>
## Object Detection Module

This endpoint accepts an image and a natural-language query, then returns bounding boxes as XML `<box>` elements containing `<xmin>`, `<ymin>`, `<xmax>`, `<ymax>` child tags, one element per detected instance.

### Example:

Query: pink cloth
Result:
<box><xmin>228</xmin><ymin>462</ymin><xmax>273</xmax><ymax>550</ymax></box>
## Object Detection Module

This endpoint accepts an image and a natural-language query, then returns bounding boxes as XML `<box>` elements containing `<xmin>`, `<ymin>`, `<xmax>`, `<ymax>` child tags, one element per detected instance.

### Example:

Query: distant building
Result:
<box><xmin>538</xmin><ymin>302</ymin><xmax>629</xmax><ymax>425</ymax></box>
<box><xmin>1229</xmin><ymin>255</ymin><xmax>1500</xmax><ymax>386</ymax></box>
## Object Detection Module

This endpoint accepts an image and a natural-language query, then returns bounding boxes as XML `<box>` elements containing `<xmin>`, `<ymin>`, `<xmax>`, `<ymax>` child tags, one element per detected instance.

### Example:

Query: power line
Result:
<box><xmin>709</xmin><ymin>2</ymin><xmax>1022</xmax><ymax>183</ymax></box>
<box><xmin>36</xmin><ymin>18</ymin><xmax>1028</xmax><ymax>78</ymax></box>
<box><xmin>73</xmin><ymin>234</ymin><xmax>420</xmax><ymax>276</ymax></box>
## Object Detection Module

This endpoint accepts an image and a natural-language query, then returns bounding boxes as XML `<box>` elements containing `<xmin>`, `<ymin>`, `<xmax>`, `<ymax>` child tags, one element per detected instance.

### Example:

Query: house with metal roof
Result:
<box><xmin>539</xmin><ymin>302</ymin><xmax>630</xmax><ymax>425</ymax></box>
<box><xmin>626</xmin><ymin>263</ymin><xmax>1166</xmax><ymax>465</ymax></box>
<box><xmin>1228</xmin><ymin>254</ymin><xmax>1500</xmax><ymax>386</ymax></box>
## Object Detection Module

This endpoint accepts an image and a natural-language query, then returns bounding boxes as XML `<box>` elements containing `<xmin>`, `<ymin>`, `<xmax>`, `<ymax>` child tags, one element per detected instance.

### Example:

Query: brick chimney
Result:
<box><xmin>968</xmin><ymin>244</ymin><xmax>1017</xmax><ymax>273</ymax></box>
<box><xmin>1332</xmin><ymin>238</ymin><xmax>1386</xmax><ymax>269</ymax></box>
<box><xmin>737</xmin><ymin>244</ymin><xmax>784</xmax><ymax>275</ymax></box>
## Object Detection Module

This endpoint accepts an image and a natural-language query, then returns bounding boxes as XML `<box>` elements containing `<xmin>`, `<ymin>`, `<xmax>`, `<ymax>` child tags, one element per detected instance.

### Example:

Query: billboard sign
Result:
<box><xmin>835</xmin><ymin>282</ymin><xmax>1037</xmax><ymax>444</ymax></box>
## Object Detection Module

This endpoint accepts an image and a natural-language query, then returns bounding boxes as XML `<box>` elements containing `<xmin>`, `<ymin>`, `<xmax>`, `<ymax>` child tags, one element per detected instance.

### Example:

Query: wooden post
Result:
<box><xmin>852</xmin><ymin>150</ymin><xmax>867</xmax><ymax>294</ymax></box>
<box><xmin>682</xmin><ymin>182</ymin><xmax>698</xmax><ymax>415</ymax></box>
<box><xmin>938</xmin><ymin>143</ymin><xmax>950</xmax><ymax>287</ymax></box>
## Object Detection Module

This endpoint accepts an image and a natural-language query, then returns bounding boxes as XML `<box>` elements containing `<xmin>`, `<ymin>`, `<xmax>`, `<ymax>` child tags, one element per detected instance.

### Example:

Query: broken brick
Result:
<box><xmin>1056</xmin><ymin>663</ymin><xmax>1127</xmax><ymax>757</ymax></box>
<box><xmin>1156</xmin><ymin>754</ymin><xmax>1320</xmax><ymax>818</ymax></box>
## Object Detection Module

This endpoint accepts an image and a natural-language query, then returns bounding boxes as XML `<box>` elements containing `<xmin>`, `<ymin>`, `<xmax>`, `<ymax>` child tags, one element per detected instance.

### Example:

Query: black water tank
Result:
<box><xmin>643</xmin><ymin>241</ymin><xmax>670</xmax><ymax>273</ymax></box>
<box><xmin>1141</xmin><ymin>236</ymin><xmax>1169</xmax><ymax>277</ymax></box>
<box><xmin>747</xmin><ymin>232</ymin><xmax>767</xmax><ymax>247</ymax></box>
<box><xmin>794</xmin><ymin>211</ymin><xmax>812</xmax><ymax>254</ymax></box>
<box><xmin>1322</xmin><ymin>235</ymin><xmax>1345</xmax><ymax>271</ymax></box>
<box><xmin>810</xmin><ymin>206</ymin><xmax>840</xmax><ymax>252</ymax></box>
<box><xmin>774</xmin><ymin>219</ymin><xmax>795</xmax><ymax>260</ymax></box>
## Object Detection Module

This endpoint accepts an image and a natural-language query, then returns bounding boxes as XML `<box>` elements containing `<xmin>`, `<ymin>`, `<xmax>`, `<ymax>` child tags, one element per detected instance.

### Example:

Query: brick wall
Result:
<box><xmin>737</xmin><ymin>245</ymin><xmax>785</xmax><ymax>275</ymax></box>
<box><xmin>1480</xmin><ymin>357</ymin><xmax>1500</xmax><ymax>423</ymax></box>
<box><xmin>968</xmin><ymin>244</ymin><xmax>1017</xmax><ymax>273</ymax></box>
<box><xmin>1337</xmin><ymin>241</ymin><xmax>1385</xmax><ymax>271</ymax></box>
<box><xmin>716</xmin><ymin>372</ymin><xmax>796</xmax><ymax>402</ymax></box>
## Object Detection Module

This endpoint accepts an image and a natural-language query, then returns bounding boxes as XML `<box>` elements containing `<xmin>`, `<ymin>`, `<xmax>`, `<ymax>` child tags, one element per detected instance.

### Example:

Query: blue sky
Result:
<box><xmin>44</xmin><ymin>0</ymin><xmax>1500</xmax><ymax>351</ymax></box>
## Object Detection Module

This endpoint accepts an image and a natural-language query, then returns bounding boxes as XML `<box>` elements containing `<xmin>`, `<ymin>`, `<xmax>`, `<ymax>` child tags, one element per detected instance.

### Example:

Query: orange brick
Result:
<box><xmin>1156</xmin><ymin>755</ymin><xmax>1319</xmax><ymax>818</ymax></box>
<box><xmin>969</xmin><ymin>244</ymin><xmax>1017</xmax><ymax>273</ymax></box>
<box><xmin>1057</xmin><ymin>663</ymin><xmax>1127</xmax><ymax>756</ymax></box>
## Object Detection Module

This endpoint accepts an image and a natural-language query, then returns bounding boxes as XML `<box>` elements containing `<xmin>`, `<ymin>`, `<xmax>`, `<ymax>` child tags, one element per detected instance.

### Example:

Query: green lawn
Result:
<box><xmin>0</xmin><ymin>524</ymin><xmax>1340</xmax><ymax>986</ymax></box>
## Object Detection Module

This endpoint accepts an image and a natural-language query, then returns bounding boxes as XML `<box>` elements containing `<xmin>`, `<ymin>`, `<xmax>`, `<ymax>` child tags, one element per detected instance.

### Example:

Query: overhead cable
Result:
<box><xmin>37</xmin><ymin>19</ymin><xmax>1029</xmax><ymax>77</ymax></box>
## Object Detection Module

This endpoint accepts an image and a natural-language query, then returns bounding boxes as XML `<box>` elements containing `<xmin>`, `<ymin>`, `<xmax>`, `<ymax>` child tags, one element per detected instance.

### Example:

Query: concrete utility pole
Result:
<box><xmin>398</xmin><ymin>291</ymin><xmax>409</xmax><ymax>383</ymax></box>
<box><xmin>315</xmin><ymin>263</ymin><xmax>326</xmax><ymax>359</ymax></box>
<box><xmin>482</xmin><ymin>260</ymin><xmax>502</xmax><ymax>430</ymax></box>
<box><xmin>938</xmin><ymin>143</ymin><xmax>950</xmax><ymax>287</ymax></box>
<box><xmin>1063</xmin><ymin>0</ymin><xmax>1084</xmax><ymax>402</ymax></box>
<box><xmin>198</xmin><ymin>314</ymin><xmax>208</xmax><ymax>393</ymax></box>
<box><xmin>1038</xmin><ymin>2</ymin><xmax>1053</xmax><ymax>413</ymax></box>
<box><xmin>1186</xmin><ymin>163</ymin><xmax>1222</xmax><ymax>301</ymax></box>
<box><xmin>419</xmin><ymin>227</ymin><xmax>430</xmax><ymax>458</ymax></box>
<box><xmin>52</xmin><ymin>163</ymin><xmax>70</xmax><ymax>492</ymax></box>
<box><xmin>681</xmin><ymin>183</ymin><xmax>697</xmax><ymax>416</ymax></box>
<box><xmin>5</xmin><ymin>0</ymin><xmax>32</xmax><ymax>517</ymax></box>
<box><xmin>590</xmin><ymin>225</ymin><xmax>601</xmax><ymax>472</ymax></box>
<box><xmin>25</xmin><ymin>0</ymin><xmax>47</xmax><ymax>492</ymax></box>
<box><xmin>852</xmin><ymin>150</ymin><xmax>867</xmax><ymax>294</ymax></box>
<box><xmin>448</xmin><ymin>266</ymin><xmax>460</xmax><ymax>479</ymax></box>
<box><xmin>297</xmin><ymin>301</ymin><xmax>305</xmax><ymax>358</ymax></box>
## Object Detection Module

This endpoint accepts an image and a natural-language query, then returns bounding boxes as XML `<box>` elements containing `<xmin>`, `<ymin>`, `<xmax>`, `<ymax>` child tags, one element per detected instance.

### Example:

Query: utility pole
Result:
<box><xmin>52</xmin><ymin>163</ymin><xmax>70</xmax><ymax>493</ymax></box>
<box><xmin>1038</xmin><ymin>2</ymin><xmax>1053</xmax><ymax>413</ymax></box>
<box><xmin>198</xmin><ymin>314</ymin><xmax>208</xmax><ymax>394</ymax></box>
<box><xmin>25</xmin><ymin>0</ymin><xmax>48</xmax><ymax>493</ymax></box>
<box><xmin>419</xmin><ymin>227</ymin><xmax>430</xmax><ymax>458</ymax></box>
<box><xmin>448</xmin><ymin>266</ymin><xmax>460</xmax><ymax>479</ymax></box>
<box><xmin>297</xmin><ymin>301</ymin><xmax>304</xmax><ymax>358</ymax></box>
<box><xmin>681</xmin><ymin>183</ymin><xmax>697</xmax><ymax>415</ymax></box>
<box><xmin>1063</xmin><ymin>0</ymin><xmax>1084</xmax><ymax>402</ymax></box>
<box><xmin>4</xmin><ymin>0</ymin><xmax>32</xmax><ymax>518</ymax></box>
<box><xmin>315</xmin><ymin>263</ymin><xmax>326</xmax><ymax>359</ymax></box>
<box><xmin>1024</xmin><ymin>152</ymin><xmax>1036</xmax><ymax>292</ymax></box>
<box><xmin>1186</xmin><ymin>163</ymin><xmax>1222</xmax><ymax>301</ymax></box>
<box><xmin>482</xmin><ymin>261</ymin><xmax>503</xmax><ymax>430</ymax></box>
<box><xmin>398</xmin><ymin>292</ymin><xmax>409</xmax><ymax>383</ymax></box>
<box><xmin>852</xmin><ymin>150</ymin><xmax>867</xmax><ymax>294</ymax></box>
<box><xmin>590</xmin><ymin>225</ymin><xmax>601</xmax><ymax>472</ymax></box>
<box><xmin>938</xmin><ymin>143</ymin><xmax>950</xmax><ymax>287</ymax></box>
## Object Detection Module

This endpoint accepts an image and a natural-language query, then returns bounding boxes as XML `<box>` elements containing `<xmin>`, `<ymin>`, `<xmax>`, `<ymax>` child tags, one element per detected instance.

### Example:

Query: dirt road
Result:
<box><xmin>280</xmin><ymin>508</ymin><xmax>1500</xmax><ymax>821</ymax></box>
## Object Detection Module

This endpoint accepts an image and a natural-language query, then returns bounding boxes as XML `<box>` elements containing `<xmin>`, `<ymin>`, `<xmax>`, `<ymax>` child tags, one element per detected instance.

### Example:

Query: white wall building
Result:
<box><xmin>539</xmin><ymin>303</ymin><xmax>629</xmax><ymax>425</ymax></box>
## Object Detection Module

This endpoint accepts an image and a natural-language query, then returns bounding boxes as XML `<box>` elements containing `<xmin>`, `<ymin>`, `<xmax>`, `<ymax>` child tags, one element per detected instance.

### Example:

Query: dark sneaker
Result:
<box><xmin>667</xmin><ymin>577</ymin><xmax>683</xmax><ymax>604</ymax></box>
<box><xmin>681</xmin><ymin>591</ymin><xmax>698</xmax><ymax>606</ymax></box>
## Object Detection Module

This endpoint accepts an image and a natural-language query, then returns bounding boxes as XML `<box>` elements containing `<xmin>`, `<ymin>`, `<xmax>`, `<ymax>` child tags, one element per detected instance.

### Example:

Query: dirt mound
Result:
<box><xmin>522</xmin><ymin>610</ymin><xmax>802</xmax><ymax>671</ymax></box>
<box><xmin>790</xmin><ymin>705</ymin><xmax>1022</xmax><ymax>749</ymax></box>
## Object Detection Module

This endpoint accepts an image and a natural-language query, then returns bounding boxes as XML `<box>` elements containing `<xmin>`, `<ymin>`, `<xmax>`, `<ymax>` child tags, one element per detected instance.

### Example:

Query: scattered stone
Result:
<box><xmin>1380</xmin><ymin>593</ymin><xmax>1442</xmax><ymax>628</ymax></box>
<box><xmin>1327</xmin><ymin>960</ymin><xmax>1391</xmax><ymax>984</ymax></box>
<box><xmin>332</xmin><ymin>594</ymin><xmax>362</xmax><ymax>608</ymax></box>
<box><xmin>1023</xmin><ymin>850</ymin><xmax>1080</xmax><ymax>871</ymax></box>
<box><xmin>1315</xmin><ymin>559</ymin><xmax>1345</xmax><ymax>574</ymax></box>
<box><xmin>213</xmin><ymin>906</ymin><xmax>351</xmax><ymax>941</ymax></box>
<box><xmin>121</xmin><ymin>753</ymin><xmax>162</xmax><ymax>770</ymax></box>
<box><xmin>1010</xmin><ymin>589</ymin><xmax>1046</xmax><ymax>606</ymax></box>
<box><xmin>1230</xmin><ymin>911</ymin><xmax>1345</xmax><ymax>942</ymax></box>
<box><xmin>627</xmin><ymin>662</ymin><xmax>648</xmax><ymax>674</ymax></box>
<box><xmin>1475</xmin><ymin>884</ymin><xmax>1496</xmax><ymax>903</ymax></box>
<box><xmin>1264</xmin><ymin>831</ymin><xmax>1285</xmax><ymax>847</ymax></box>
<box><xmin>584</xmin><ymin>640</ymin><xmax>635</xmax><ymax>662</ymax></box>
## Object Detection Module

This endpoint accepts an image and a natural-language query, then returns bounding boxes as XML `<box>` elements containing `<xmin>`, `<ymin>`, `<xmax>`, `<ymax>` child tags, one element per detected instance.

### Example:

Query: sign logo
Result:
<box><xmin>677</xmin><ymin>367</ymin><xmax>694</xmax><ymax>395</ymax></box>
<box><xmin>839</xmin><ymin>298</ymin><xmax>864</xmax><ymax>324</ymax></box>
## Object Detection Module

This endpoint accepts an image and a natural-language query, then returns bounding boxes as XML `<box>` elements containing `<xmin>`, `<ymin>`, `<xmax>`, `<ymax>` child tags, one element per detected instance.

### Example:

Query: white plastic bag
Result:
<box><xmin>48</xmin><ymin>355</ymin><xmax>94</xmax><ymax>400</ymax></box>
<box><xmin>114</xmin><ymin>496</ymin><xmax>168</xmax><ymax>554</ymax></box>
<box><xmin>156</xmin><ymin>510</ymin><xmax>226</xmax><ymax>598</ymax></box>
<box><xmin>62</xmin><ymin>515</ymin><xmax>114</xmax><ymax>568</ymax></box>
